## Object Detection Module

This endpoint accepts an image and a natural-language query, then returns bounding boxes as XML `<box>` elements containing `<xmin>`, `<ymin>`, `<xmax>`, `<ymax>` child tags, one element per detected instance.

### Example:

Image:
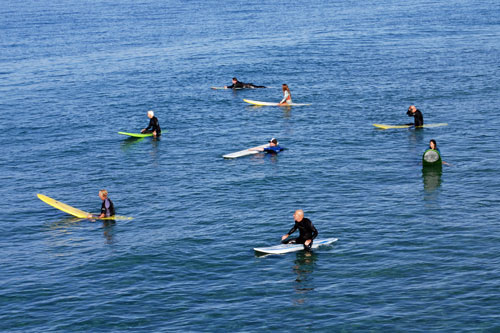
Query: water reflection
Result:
<box><xmin>46</xmin><ymin>217</ymin><xmax>116</xmax><ymax>244</ymax></box>
<box><xmin>422</xmin><ymin>167</ymin><xmax>442</xmax><ymax>193</ymax></box>
<box><xmin>292</xmin><ymin>251</ymin><xmax>318</xmax><ymax>305</ymax></box>
<box><xmin>120</xmin><ymin>137</ymin><xmax>145</xmax><ymax>151</ymax></box>
<box><xmin>102</xmin><ymin>220</ymin><xmax>116</xmax><ymax>244</ymax></box>
<box><xmin>407</xmin><ymin>128</ymin><xmax>425</xmax><ymax>146</ymax></box>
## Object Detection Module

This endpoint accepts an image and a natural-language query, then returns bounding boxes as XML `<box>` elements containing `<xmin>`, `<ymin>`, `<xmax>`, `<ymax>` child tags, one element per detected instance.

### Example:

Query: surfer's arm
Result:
<box><xmin>281</xmin><ymin>223</ymin><xmax>298</xmax><ymax>241</ymax></box>
<box><xmin>311</xmin><ymin>223</ymin><xmax>318</xmax><ymax>240</ymax></box>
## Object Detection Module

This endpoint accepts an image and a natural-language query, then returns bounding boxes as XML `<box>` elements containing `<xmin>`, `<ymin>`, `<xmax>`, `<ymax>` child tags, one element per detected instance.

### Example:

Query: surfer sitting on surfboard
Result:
<box><xmin>224</xmin><ymin>77</ymin><xmax>266</xmax><ymax>89</ymax></box>
<box><xmin>281</xmin><ymin>210</ymin><xmax>318</xmax><ymax>252</ymax></box>
<box><xmin>256</xmin><ymin>138</ymin><xmax>284</xmax><ymax>154</ymax></box>
<box><xmin>406</xmin><ymin>105</ymin><xmax>424</xmax><ymax>127</ymax></box>
<box><xmin>141</xmin><ymin>110</ymin><xmax>161</xmax><ymax>137</ymax></box>
<box><xmin>87</xmin><ymin>189</ymin><xmax>115</xmax><ymax>219</ymax></box>
<box><xmin>278</xmin><ymin>84</ymin><xmax>292</xmax><ymax>106</ymax></box>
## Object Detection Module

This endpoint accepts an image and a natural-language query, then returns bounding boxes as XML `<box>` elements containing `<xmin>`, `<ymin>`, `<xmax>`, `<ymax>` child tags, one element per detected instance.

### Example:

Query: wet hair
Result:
<box><xmin>232</xmin><ymin>77</ymin><xmax>237</xmax><ymax>81</ymax></box>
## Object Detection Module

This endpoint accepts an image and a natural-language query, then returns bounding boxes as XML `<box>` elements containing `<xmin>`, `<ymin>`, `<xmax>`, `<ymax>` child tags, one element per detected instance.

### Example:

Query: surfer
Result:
<box><xmin>281</xmin><ymin>210</ymin><xmax>318</xmax><ymax>251</ymax></box>
<box><xmin>278</xmin><ymin>84</ymin><xmax>292</xmax><ymax>105</ymax></box>
<box><xmin>429</xmin><ymin>139</ymin><xmax>440</xmax><ymax>153</ymax></box>
<box><xmin>256</xmin><ymin>138</ymin><xmax>284</xmax><ymax>154</ymax></box>
<box><xmin>406</xmin><ymin>105</ymin><xmax>424</xmax><ymax>127</ymax></box>
<box><xmin>141</xmin><ymin>110</ymin><xmax>161</xmax><ymax>137</ymax></box>
<box><xmin>87</xmin><ymin>190</ymin><xmax>115</xmax><ymax>219</ymax></box>
<box><xmin>428</xmin><ymin>139</ymin><xmax>449</xmax><ymax>165</ymax></box>
<box><xmin>224</xmin><ymin>77</ymin><xmax>266</xmax><ymax>89</ymax></box>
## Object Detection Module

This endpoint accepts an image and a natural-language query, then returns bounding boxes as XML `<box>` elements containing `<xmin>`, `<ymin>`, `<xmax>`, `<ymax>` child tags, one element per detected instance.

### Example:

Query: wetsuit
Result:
<box><xmin>280</xmin><ymin>90</ymin><xmax>292</xmax><ymax>104</ymax></box>
<box><xmin>144</xmin><ymin>116</ymin><xmax>161</xmax><ymax>135</ymax></box>
<box><xmin>407</xmin><ymin>109</ymin><xmax>424</xmax><ymax>127</ymax></box>
<box><xmin>282</xmin><ymin>218</ymin><xmax>318</xmax><ymax>251</ymax></box>
<box><xmin>263</xmin><ymin>145</ymin><xmax>284</xmax><ymax>154</ymax></box>
<box><xmin>101</xmin><ymin>198</ymin><xmax>115</xmax><ymax>217</ymax></box>
<box><xmin>227</xmin><ymin>80</ymin><xmax>266</xmax><ymax>89</ymax></box>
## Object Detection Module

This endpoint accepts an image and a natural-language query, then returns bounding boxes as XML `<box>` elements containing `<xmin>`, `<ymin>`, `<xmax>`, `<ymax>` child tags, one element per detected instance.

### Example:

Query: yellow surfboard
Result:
<box><xmin>373</xmin><ymin>123</ymin><xmax>448</xmax><ymax>130</ymax></box>
<box><xmin>37</xmin><ymin>194</ymin><xmax>133</xmax><ymax>220</ymax></box>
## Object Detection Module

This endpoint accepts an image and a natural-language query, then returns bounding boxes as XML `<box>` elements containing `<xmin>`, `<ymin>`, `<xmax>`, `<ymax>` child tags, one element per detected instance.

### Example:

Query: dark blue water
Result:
<box><xmin>1</xmin><ymin>0</ymin><xmax>499</xmax><ymax>331</ymax></box>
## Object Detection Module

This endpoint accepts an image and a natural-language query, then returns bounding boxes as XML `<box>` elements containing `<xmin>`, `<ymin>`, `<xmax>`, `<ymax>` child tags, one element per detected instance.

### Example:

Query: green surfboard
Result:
<box><xmin>422</xmin><ymin>149</ymin><xmax>442</xmax><ymax>168</ymax></box>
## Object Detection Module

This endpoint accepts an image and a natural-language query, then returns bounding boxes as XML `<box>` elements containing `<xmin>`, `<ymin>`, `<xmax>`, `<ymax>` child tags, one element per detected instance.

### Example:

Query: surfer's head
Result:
<box><xmin>406</xmin><ymin>105</ymin><xmax>417</xmax><ymax>116</ymax></box>
<box><xmin>269</xmin><ymin>138</ymin><xmax>278</xmax><ymax>146</ymax></box>
<box><xmin>99</xmin><ymin>190</ymin><xmax>108</xmax><ymax>200</ymax></box>
<box><xmin>294</xmin><ymin>209</ymin><xmax>304</xmax><ymax>222</ymax></box>
<box><xmin>282</xmin><ymin>84</ymin><xmax>289</xmax><ymax>92</ymax></box>
<box><xmin>232</xmin><ymin>77</ymin><xmax>238</xmax><ymax>84</ymax></box>
<box><xmin>429</xmin><ymin>139</ymin><xmax>437</xmax><ymax>150</ymax></box>
<box><xmin>147</xmin><ymin>110</ymin><xmax>154</xmax><ymax>118</ymax></box>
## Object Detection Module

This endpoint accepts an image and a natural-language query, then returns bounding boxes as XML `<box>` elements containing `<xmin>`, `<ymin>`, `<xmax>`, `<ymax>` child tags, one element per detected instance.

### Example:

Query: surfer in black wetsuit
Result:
<box><xmin>141</xmin><ymin>110</ymin><xmax>161</xmax><ymax>137</ymax></box>
<box><xmin>87</xmin><ymin>189</ymin><xmax>115</xmax><ymax>219</ymax></box>
<box><xmin>281</xmin><ymin>210</ymin><xmax>318</xmax><ymax>251</ymax></box>
<box><xmin>225</xmin><ymin>77</ymin><xmax>266</xmax><ymax>89</ymax></box>
<box><xmin>406</xmin><ymin>105</ymin><xmax>424</xmax><ymax>127</ymax></box>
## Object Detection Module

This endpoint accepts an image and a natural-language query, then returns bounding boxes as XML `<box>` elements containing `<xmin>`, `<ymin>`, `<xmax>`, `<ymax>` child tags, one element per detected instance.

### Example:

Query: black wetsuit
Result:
<box><xmin>407</xmin><ymin>109</ymin><xmax>424</xmax><ymax>127</ymax></box>
<box><xmin>144</xmin><ymin>116</ymin><xmax>161</xmax><ymax>135</ymax></box>
<box><xmin>227</xmin><ymin>80</ymin><xmax>266</xmax><ymax>89</ymax></box>
<box><xmin>282</xmin><ymin>218</ymin><xmax>319</xmax><ymax>251</ymax></box>
<box><xmin>101</xmin><ymin>198</ymin><xmax>115</xmax><ymax>217</ymax></box>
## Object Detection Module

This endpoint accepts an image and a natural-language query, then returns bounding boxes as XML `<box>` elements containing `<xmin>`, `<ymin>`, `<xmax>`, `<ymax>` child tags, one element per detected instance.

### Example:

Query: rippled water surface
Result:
<box><xmin>1</xmin><ymin>0</ymin><xmax>499</xmax><ymax>331</ymax></box>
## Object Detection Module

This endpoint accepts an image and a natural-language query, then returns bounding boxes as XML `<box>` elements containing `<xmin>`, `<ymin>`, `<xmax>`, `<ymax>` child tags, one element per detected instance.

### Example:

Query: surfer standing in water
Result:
<box><xmin>141</xmin><ymin>110</ymin><xmax>161</xmax><ymax>138</ymax></box>
<box><xmin>429</xmin><ymin>139</ymin><xmax>440</xmax><ymax>153</ymax></box>
<box><xmin>87</xmin><ymin>189</ymin><xmax>115</xmax><ymax>219</ymax></box>
<box><xmin>256</xmin><ymin>138</ymin><xmax>284</xmax><ymax>154</ymax></box>
<box><xmin>428</xmin><ymin>139</ymin><xmax>449</xmax><ymax>165</ymax></box>
<box><xmin>406</xmin><ymin>105</ymin><xmax>424</xmax><ymax>127</ymax></box>
<box><xmin>224</xmin><ymin>77</ymin><xmax>266</xmax><ymax>89</ymax></box>
<box><xmin>278</xmin><ymin>84</ymin><xmax>292</xmax><ymax>106</ymax></box>
<box><xmin>281</xmin><ymin>210</ymin><xmax>318</xmax><ymax>251</ymax></box>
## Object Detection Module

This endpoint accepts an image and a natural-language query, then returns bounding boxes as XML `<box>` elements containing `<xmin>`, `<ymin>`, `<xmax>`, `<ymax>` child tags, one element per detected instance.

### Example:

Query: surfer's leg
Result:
<box><xmin>303</xmin><ymin>240</ymin><xmax>313</xmax><ymax>252</ymax></box>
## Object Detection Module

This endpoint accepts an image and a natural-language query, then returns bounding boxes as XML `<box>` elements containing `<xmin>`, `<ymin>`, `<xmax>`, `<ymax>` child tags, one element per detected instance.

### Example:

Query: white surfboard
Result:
<box><xmin>223</xmin><ymin>144</ymin><xmax>269</xmax><ymax>159</ymax></box>
<box><xmin>254</xmin><ymin>238</ymin><xmax>338</xmax><ymax>254</ymax></box>
<box><xmin>243</xmin><ymin>99</ymin><xmax>311</xmax><ymax>106</ymax></box>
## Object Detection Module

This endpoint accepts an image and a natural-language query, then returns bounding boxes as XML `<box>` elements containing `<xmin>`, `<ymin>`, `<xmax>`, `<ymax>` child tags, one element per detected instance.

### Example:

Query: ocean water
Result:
<box><xmin>1</xmin><ymin>0</ymin><xmax>499</xmax><ymax>331</ymax></box>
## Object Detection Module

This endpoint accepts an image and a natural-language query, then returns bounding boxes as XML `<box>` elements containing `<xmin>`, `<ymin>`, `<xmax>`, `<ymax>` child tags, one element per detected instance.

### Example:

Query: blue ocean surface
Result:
<box><xmin>1</xmin><ymin>0</ymin><xmax>499</xmax><ymax>331</ymax></box>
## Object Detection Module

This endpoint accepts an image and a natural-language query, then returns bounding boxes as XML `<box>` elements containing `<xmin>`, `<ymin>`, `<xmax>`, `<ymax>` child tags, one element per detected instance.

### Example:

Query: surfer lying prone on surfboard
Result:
<box><xmin>281</xmin><ymin>209</ymin><xmax>318</xmax><ymax>251</ymax></box>
<box><xmin>255</xmin><ymin>138</ymin><xmax>284</xmax><ymax>154</ymax></box>
<box><xmin>87</xmin><ymin>189</ymin><xmax>115</xmax><ymax>219</ymax></box>
<box><xmin>224</xmin><ymin>77</ymin><xmax>266</xmax><ymax>89</ymax></box>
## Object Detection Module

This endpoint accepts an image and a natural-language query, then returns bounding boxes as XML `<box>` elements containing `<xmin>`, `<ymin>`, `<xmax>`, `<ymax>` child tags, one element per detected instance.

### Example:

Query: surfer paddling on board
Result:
<box><xmin>141</xmin><ymin>110</ymin><xmax>161</xmax><ymax>137</ymax></box>
<box><xmin>278</xmin><ymin>84</ymin><xmax>292</xmax><ymax>106</ymax></box>
<box><xmin>87</xmin><ymin>190</ymin><xmax>115</xmax><ymax>219</ymax></box>
<box><xmin>224</xmin><ymin>77</ymin><xmax>266</xmax><ymax>89</ymax></box>
<box><xmin>281</xmin><ymin>210</ymin><xmax>318</xmax><ymax>252</ymax></box>
<box><xmin>256</xmin><ymin>138</ymin><xmax>284</xmax><ymax>154</ymax></box>
<box><xmin>406</xmin><ymin>105</ymin><xmax>424</xmax><ymax>127</ymax></box>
